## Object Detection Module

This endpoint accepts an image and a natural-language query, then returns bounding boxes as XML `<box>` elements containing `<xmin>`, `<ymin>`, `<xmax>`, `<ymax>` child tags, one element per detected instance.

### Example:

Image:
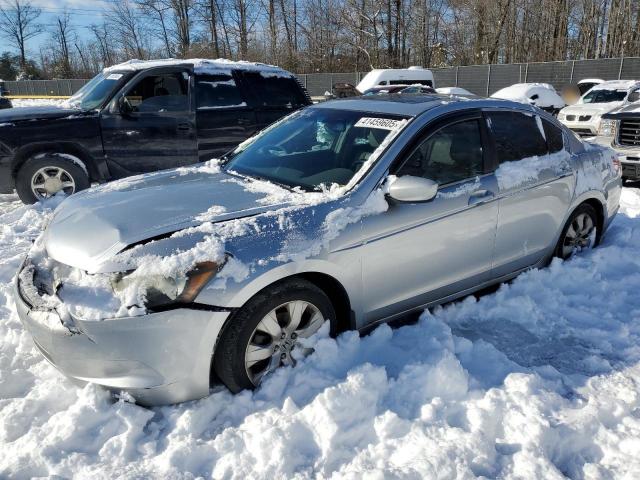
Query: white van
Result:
<box><xmin>357</xmin><ymin>67</ymin><xmax>435</xmax><ymax>92</ymax></box>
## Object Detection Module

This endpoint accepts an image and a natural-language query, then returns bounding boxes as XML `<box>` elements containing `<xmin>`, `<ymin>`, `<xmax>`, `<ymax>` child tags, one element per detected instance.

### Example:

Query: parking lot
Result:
<box><xmin>1</xmin><ymin>99</ymin><xmax>640</xmax><ymax>478</ymax></box>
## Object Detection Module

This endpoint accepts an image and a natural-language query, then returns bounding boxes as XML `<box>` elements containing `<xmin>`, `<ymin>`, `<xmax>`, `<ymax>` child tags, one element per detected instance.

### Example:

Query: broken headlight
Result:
<box><xmin>112</xmin><ymin>260</ymin><xmax>224</xmax><ymax>310</ymax></box>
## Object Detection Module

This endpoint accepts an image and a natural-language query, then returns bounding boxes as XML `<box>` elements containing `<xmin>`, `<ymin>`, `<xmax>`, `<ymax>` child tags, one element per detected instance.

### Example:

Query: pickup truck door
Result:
<box><xmin>100</xmin><ymin>67</ymin><xmax>198</xmax><ymax>176</ymax></box>
<box><xmin>194</xmin><ymin>72</ymin><xmax>259</xmax><ymax>160</ymax></box>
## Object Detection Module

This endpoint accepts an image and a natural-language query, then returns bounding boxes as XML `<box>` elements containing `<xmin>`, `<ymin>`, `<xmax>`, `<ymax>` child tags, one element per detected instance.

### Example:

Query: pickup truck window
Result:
<box><xmin>196</xmin><ymin>74</ymin><xmax>246</xmax><ymax>109</ymax></box>
<box><xmin>240</xmin><ymin>71</ymin><xmax>307</xmax><ymax>108</ymax></box>
<box><xmin>123</xmin><ymin>72</ymin><xmax>189</xmax><ymax>113</ymax></box>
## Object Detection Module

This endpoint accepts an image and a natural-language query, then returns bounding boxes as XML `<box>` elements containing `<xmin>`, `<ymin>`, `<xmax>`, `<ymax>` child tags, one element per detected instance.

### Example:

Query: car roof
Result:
<box><xmin>312</xmin><ymin>94</ymin><xmax>535</xmax><ymax>117</ymax></box>
<box><xmin>104</xmin><ymin>58</ymin><xmax>293</xmax><ymax>77</ymax></box>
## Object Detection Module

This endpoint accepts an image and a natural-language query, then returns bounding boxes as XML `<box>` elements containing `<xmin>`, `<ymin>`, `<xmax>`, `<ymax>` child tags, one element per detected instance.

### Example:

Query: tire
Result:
<box><xmin>15</xmin><ymin>153</ymin><xmax>90</xmax><ymax>204</ymax></box>
<box><xmin>214</xmin><ymin>279</ymin><xmax>335</xmax><ymax>393</ymax></box>
<box><xmin>554</xmin><ymin>204</ymin><xmax>599</xmax><ymax>260</ymax></box>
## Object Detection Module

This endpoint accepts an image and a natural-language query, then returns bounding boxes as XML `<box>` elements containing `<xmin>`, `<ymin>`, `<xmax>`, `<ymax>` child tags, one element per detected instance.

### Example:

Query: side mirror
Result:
<box><xmin>118</xmin><ymin>96</ymin><xmax>133</xmax><ymax>115</ymax></box>
<box><xmin>628</xmin><ymin>91</ymin><xmax>640</xmax><ymax>103</ymax></box>
<box><xmin>387</xmin><ymin>176</ymin><xmax>438</xmax><ymax>203</ymax></box>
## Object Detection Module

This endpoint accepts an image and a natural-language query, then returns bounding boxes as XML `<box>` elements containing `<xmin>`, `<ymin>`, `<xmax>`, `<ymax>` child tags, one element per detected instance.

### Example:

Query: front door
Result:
<box><xmin>100</xmin><ymin>68</ymin><xmax>198</xmax><ymax>177</ymax></box>
<box><xmin>360</xmin><ymin>113</ymin><xmax>499</xmax><ymax>323</ymax></box>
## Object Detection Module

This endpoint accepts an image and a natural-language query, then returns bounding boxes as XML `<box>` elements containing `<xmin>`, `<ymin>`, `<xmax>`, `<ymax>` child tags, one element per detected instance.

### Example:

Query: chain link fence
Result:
<box><xmin>2</xmin><ymin>57</ymin><xmax>639</xmax><ymax>98</ymax></box>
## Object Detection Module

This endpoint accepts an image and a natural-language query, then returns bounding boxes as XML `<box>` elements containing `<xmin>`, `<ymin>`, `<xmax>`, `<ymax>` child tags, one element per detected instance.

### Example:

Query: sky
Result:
<box><xmin>4</xmin><ymin>0</ymin><xmax>111</xmax><ymax>55</ymax></box>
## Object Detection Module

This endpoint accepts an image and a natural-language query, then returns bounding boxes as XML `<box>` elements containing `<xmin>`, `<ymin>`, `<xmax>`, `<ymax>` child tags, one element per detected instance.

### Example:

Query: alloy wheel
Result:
<box><xmin>30</xmin><ymin>166</ymin><xmax>76</xmax><ymax>200</ymax></box>
<box><xmin>562</xmin><ymin>212</ymin><xmax>596</xmax><ymax>258</ymax></box>
<box><xmin>244</xmin><ymin>300</ymin><xmax>325</xmax><ymax>385</ymax></box>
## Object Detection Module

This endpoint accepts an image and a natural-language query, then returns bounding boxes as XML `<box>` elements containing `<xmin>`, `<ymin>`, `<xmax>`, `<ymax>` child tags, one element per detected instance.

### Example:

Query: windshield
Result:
<box><xmin>581</xmin><ymin>89</ymin><xmax>627</xmax><ymax>104</ymax></box>
<box><xmin>66</xmin><ymin>71</ymin><xmax>129</xmax><ymax>111</ymax></box>
<box><xmin>224</xmin><ymin>108</ymin><xmax>406</xmax><ymax>191</ymax></box>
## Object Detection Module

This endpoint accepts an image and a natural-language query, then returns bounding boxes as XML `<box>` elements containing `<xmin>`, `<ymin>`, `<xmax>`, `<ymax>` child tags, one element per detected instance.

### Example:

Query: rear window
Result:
<box><xmin>487</xmin><ymin>111</ymin><xmax>548</xmax><ymax>163</ymax></box>
<box><xmin>542</xmin><ymin>119</ymin><xmax>564</xmax><ymax>153</ymax></box>
<box><xmin>240</xmin><ymin>72</ymin><xmax>307</xmax><ymax>108</ymax></box>
<box><xmin>196</xmin><ymin>73</ymin><xmax>246</xmax><ymax>109</ymax></box>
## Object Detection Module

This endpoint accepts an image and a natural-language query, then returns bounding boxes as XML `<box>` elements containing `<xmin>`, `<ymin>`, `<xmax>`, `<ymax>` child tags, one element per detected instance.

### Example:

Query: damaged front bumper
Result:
<box><xmin>14</xmin><ymin>266</ymin><xmax>231</xmax><ymax>406</ymax></box>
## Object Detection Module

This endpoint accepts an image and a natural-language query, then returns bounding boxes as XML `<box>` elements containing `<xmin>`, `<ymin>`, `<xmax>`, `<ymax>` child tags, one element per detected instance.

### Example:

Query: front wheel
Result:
<box><xmin>15</xmin><ymin>153</ymin><xmax>90</xmax><ymax>204</ymax></box>
<box><xmin>214</xmin><ymin>279</ymin><xmax>335</xmax><ymax>393</ymax></box>
<box><xmin>554</xmin><ymin>204</ymin><xmax>598</xmax><ymax>259</ymax></box>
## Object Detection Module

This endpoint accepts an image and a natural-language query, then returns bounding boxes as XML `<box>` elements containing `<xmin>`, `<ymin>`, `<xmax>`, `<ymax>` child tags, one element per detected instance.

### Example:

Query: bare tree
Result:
<box><xmin>137</xmin><ymin>0</ymin><xmax>174</xmax><ymax>56</ymax></box>
<box><xmin>0</xmin><ymin>0</ymin><xmax>42</xmax><ymax>67</ymax></box>
<box><xmin>106</xmin><ymin>0</ymin><xmax>147</xmax><ymax>59</ymax></box>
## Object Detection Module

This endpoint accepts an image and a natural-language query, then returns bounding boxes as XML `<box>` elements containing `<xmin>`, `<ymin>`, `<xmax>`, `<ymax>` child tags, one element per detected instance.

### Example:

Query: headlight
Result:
<box><xmin>558</xmin><ymin>112</ymin><xmax>566</xmax><ymax>121</ymax></box>
<box><xmin>112</xmin><ymin>260</ymin><xmax>223</xmax><ymax>309</ymax></box>
<box><xmin>598</xmin><ymin>119</ymin><xmax>618</xmax><ymax>136</ymax></box>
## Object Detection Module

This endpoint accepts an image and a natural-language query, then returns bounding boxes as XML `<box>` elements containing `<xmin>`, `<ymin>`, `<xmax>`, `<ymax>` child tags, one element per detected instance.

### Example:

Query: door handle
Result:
<box><xmin>468</xmin><ymin>189</ymin><xmax>495</xmax><ymax>206</ymax></box>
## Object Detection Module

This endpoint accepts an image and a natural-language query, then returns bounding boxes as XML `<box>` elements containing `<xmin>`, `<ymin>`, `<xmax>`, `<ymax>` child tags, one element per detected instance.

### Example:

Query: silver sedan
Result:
<box><xmin>14</xmin><ymin>95</ymin><xmax>622</xmax><ymax>405</ymax></box>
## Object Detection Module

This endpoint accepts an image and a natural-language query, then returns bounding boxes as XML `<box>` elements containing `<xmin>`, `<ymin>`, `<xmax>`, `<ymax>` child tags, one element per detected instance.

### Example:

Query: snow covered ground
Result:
<box><xmin>1</xmin><ymin>190</ymin><xmax>639</xmax><ymax>479</ymax></box>
<box><xmin>1</xmin><ymin>100</ymin><xmax>640</xmax><ymax>479</ymax></box>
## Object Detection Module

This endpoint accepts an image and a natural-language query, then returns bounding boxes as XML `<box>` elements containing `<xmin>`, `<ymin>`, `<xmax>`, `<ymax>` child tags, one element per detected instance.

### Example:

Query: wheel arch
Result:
<box><xmin>11</xmin><ymin>142</ymin><xmax>100</xmax><ymax>181</ymax></box>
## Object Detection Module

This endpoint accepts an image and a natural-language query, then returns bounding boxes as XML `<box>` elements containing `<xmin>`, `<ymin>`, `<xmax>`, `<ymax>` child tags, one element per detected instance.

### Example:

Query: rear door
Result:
<box><xmin>488</xmin><ymin>110</ymin><xmax>575</xmax><ymax>276</ymax></box>
<box><xmin>194</xmin><ymin>71</ymin><xmax>259</xmax><ymax>160</ymax></box>
<box><xmin>236</xmin><ymin>71</ymin><xmax>309</xmax><ymax>128</ymax></box>
<box><xmin>100</xmin><ymin>67</ymin><xmax>197</xmax><ymax>175</ymax></box>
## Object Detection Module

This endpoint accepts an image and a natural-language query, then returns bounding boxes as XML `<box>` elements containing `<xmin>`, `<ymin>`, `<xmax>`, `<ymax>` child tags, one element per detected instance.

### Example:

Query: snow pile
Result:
<box><xmin>1</xmin><ymin>186</ymin><xmax>640</xmax><ymax>477</ymax></box>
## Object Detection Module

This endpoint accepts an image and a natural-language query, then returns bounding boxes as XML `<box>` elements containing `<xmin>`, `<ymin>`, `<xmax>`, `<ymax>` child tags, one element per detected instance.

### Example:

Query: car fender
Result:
<box><xmin>199</xmin><ymin>257</ymin><xmax>360</xmax><ymax>315</ymax></box>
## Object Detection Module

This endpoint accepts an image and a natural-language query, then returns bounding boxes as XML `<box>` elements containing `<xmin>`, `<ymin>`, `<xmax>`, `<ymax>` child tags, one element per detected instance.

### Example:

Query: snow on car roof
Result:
<box><xmin>577</xmin><ymin>78</ymin><xmax>604</xmax><ymax>84</ymax></box>
<box><xmin>491</xmin><ymin>83</ymin><xmax>565</xmax><ymax>108</ymax></box>
<box><xmin>104</xmin><ymin>58</ymin><xmax>293</xmax><ymax>77</ymax></box>
<box><xmin>590</xmin><ymin>80</ymin><xmax>640</xmax><ymax>91</ymax></box>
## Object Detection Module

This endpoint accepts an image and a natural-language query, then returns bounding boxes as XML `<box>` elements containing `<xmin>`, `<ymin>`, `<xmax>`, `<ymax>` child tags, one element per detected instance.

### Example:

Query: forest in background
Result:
<box><xmin>0</xmin><ymin>0</ymin><xmax>638</xmax><ymax>79</ymax></box>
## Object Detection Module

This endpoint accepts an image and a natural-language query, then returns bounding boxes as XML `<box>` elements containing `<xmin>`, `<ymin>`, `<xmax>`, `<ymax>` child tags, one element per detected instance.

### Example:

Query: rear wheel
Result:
<box><xmin>555</xmin><ymin>204</ymin><xmax>598</xmax><ymax>259</ymax></box>
<box><xmin>214</xmin><ymin>279</ymin><xmax>334</xmax><ymax>393</ymax></box>
<box><xmin>15</xmin><ymin>153</ymin><xmax>90</xmax><ymax>204</ymax></box>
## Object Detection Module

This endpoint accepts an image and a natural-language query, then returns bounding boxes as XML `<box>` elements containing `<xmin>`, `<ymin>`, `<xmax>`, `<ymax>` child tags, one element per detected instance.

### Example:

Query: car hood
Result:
<box><xmin>561</xmin><ymin>102</ymin><xmax>622</xmax><ymax>117</ymax></box>
<box><xmin>0</xmin><ymin>104</ymin><xmax>83</xmax><ymax>123</ymax></box>
<box><xmin>603</xmin><ymin>103</ymin><xmax>640</xmax><ymax>120</ymax></box>
<box><xmin>44</xmin><ymin>168</ymin><xmax>293</xmax><ymax>272</ymax></box>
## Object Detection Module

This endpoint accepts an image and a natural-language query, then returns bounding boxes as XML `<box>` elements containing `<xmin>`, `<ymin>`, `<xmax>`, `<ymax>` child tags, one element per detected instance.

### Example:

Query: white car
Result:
<box><xmin>558</xmin><ymin>80</ymin><xmax>640</xmax><ymax>137</ymax></box>
<box><xmin>491</xmin><ymin>83</ymin><xmax>565</xmax><ymax>115</ymax></box>
<box><xmin>436</xmin><ymin>87</ymin><xmax>474</xmax><ymax>96</ymax></box>
<box><xmin>357</xmin><ymin>67</ymin><xmax>435</xmax><ymax>92</ymax></box>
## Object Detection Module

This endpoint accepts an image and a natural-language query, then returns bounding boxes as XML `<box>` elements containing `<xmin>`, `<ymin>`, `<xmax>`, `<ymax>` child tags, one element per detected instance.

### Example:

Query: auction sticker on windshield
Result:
<box><xmin>354</xmin><ymin>117</ymin><xmax>403</xmax><ymax>130</ymax></box>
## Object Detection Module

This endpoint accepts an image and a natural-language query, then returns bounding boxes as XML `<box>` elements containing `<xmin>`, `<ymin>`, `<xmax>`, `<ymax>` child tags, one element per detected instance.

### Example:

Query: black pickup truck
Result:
<box><xmin>0</xmin><ymin>59</ymin><xmax>311</xmax><ymax>203</ymax></box>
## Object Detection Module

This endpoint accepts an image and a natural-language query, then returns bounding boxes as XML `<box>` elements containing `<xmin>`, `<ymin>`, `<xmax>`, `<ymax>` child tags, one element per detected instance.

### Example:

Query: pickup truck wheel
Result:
<box><xmin>15</xmin><ymin>154</ymin><xmax>90</xmax><ymax>204</ymax></box>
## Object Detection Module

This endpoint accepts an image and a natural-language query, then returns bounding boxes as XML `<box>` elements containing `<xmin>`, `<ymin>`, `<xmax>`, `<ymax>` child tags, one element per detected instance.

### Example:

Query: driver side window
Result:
<box><xmin>123</xmin><ymin>71</ymin><xmax>189</xmax><ymax>113</ymax></box>
<box><xmin>397</xmin><ymin>119</ymin><xmax>484</xmax><ymax>185</ymax></box>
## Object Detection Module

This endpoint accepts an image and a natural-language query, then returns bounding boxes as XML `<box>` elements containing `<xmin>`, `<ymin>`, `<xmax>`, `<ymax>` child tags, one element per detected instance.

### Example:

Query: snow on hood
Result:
<box><xmin>0</xmin><ymin>104</ymin><xmax>83</xmax><ymax>123</ymax></box>
<box><xmin>43</xmin><ymin>165</ymin><xmax>294</xmax><ymax>273</ymax></box>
